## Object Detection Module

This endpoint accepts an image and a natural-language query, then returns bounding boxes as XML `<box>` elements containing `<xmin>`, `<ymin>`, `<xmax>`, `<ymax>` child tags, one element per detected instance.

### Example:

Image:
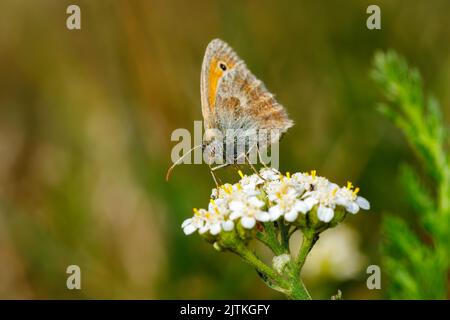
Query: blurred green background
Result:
<box><xmin>0</xmin><ymin>0</ymin><xmax>449</xmax><ymax>299</ymax></box>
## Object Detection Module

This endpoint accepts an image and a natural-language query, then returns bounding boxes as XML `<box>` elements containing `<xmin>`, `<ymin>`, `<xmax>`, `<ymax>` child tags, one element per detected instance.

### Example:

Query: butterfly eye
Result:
<box><xmin>218</xmin><ymin>62</ymin><xmax>227</xmax><ymax>71</ymax></box>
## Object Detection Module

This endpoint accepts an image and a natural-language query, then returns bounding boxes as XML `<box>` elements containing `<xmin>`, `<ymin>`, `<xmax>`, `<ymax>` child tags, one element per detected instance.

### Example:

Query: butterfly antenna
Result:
<box><xmin>165</xmin><ymin>144</ymin><xmax>202</xmax><ymax>181</ymax></box>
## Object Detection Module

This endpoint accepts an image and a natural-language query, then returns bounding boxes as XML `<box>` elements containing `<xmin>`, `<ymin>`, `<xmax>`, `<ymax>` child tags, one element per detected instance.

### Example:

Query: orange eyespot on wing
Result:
<box><xmin>207</xmin><ymin>58</ymin><xmax>237</xmax><ymax>112</ymax></box>
<box><xmin>201</xmin><ymin>38</ymin><xmax>292</xmax><ymax>136</ymax></box>
<box><xmin>207</xmin><ymin>57</ymin><xmax>222</xmax><ymax>112</ymax></box>
<box><xmin>201</xmin><ymin>39</ymin><xmax>239</xmax><ymax>129</ymax></box>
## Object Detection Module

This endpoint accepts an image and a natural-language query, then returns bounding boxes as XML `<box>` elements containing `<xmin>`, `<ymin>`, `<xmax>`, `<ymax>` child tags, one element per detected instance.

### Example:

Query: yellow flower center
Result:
<box><xmin>332</xmin><ymin>187</ymin><xmax>339</xmax><ymax>196</ymax></box>
<box><xmin>346</xmin><ymin>181</ymin><xmax>354</xmax><ymax>190</ymax></box>
<box><xmin>222</xmin><ymin>184</ymin><xmax>232</xmax><ymax>194</ymax></box>
<box><xmin>193</xmin><ymin>208</ymin><xmax>200</xmax><ymax>217</ymax></box>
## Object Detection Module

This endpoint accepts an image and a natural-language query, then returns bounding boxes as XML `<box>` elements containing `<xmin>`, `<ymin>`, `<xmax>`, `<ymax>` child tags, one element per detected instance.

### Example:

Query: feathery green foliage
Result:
<box><xmin>372</xmin><ymin>51</ymin><xmax>450</xmax><ymax>299</ymax></box>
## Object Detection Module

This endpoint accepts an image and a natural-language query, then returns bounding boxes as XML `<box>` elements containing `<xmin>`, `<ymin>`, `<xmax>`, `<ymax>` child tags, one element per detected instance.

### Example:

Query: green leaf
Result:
<box><xmin>399</xmin><ymin>165</ymin><xmax>435</xmax><ymax>216</ymax></box>
<box><xmin>382</xmin><ymin>215</ymin><xmax>447</xmax><ymax>299</ymax></box>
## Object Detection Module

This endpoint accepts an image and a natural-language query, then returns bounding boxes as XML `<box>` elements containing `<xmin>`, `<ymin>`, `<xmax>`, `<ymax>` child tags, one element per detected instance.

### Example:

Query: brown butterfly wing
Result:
<box><xmin>200</xmin><ymin>39</ymin><xmax>241</xmax><ymax>130</ymax></box>
<box><xmin>213</xmin><ymin>56</ymin><xmax>294</xmax><ymax>142</ymax></box>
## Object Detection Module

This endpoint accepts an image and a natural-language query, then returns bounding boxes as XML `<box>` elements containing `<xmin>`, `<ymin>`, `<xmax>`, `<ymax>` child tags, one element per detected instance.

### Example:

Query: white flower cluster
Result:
<box><xmin>182</xmin><ymin>168</ymin><xmax>370</xmax><ymax>236</ymax></box>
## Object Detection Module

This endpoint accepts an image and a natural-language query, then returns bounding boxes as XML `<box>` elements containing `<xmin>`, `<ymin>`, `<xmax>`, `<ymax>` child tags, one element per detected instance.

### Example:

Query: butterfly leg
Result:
<box><xmin>210</xmin><ymin>170</ymin><xmax>219</xmax><ymax>189</ymax></box>
<box><xmin>256</xmin><ymin>145</ymin><xmax>280</xmax><ymax>176</ymax></box>
<box><xmin>211</xmin><ymin>163</ymin><xmax>229</xmax><ymax>171</ymax></box>
<box><xmin>242</xmin><ymin>151</ymin><xmax>266</xmax><ymax>181</ymax></box>
<box><xmin>211</xmin><ymin>163</ymin><xmax>231</xmax><ymax>187</ymax></box>
<box><xmin>234</xmin><ymin>145</ymin><xmax>264</xmax><ymax>180</ymax></box>
<box><xmin>209</xmin><ymin>168</ymin><xmax>220</xmax><ymax>188</ymax></box>
<box><xmin>256</xmin><ymin>145</ymin><xmax>270</xmax><ymax>170</ymax></box>
<box><xmin>208</xmin><ymin>164</ymin><xmax>225</xmax><ymax>188</ymax></box>
<box><xmin>246</xmin><ymin>144</ymin><xmax>268</xmax><ymax>180</ymax></box>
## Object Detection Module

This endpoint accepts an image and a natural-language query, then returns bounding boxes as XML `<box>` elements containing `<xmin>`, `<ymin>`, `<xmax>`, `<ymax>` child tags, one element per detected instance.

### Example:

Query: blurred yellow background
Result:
<box><xmin>0</xmin><ymin>0</ymin><xmax>449</xmax><ymax>299</ymax></box>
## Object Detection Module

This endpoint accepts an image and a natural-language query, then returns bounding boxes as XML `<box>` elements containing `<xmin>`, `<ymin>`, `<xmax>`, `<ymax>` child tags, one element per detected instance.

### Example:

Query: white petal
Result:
<box><xmin>261</xmin><ymin>168</ymin><xmax>280</xmax><ymax>180</ymax></box>
<box><xmin>294</xmin><ymin>201</ymin><xmax>309</xmax><ymax>214</ymax></box>
<box><xmin>284</xmin><ymin>209</ymin><xmax>298</xmax><ymax>222</ymax></box>
<box><xmin>210</xmin><ymin>223</ymin><xmax>222</xmax><ymax>235</ymax></box>
<box><xmin>335</xmin><ymin>197</ymin><xmax>347</xmax><ymax>207</ymax></box>
<box><xmin>241</xmin><ymin>216</ymin><xmax>256</xmax><ymax>229</ymax></box>
<box><xmin>286</xmin><ymin>188</ymin><xmax>299</xmax><ymax>197</ymax></box>
<box><xmin>356</xmin><ymin>196</ymin><xmax>370</xmax><ymax>210</ymax></box>
<box><xmin>183</xmin><ymin>224</ymin><xmax>197</xmax><ymax>235</ymax></box>
<box><xmin>222</xmin><ymin>220</ymin><xmax>234</xmax><ymax>231</ymax></box>
<box><xmin>267</xmin><ymin>193</ymin><xmax>277</xmax><ymax>202</ymax></box>
<box><xmin>346</xmin><ymin>202</ymin><xmax>360</xmax><ymax>214</ymax></box>
<box><xmin>303</xmin><ymin>197</ymin><xmax>318</xmax><ymax>210</ymax></box>
<box><xmin>215</xmin><ymin>198</ymin><xmax>227</xmax><ymax>207</ymax></box>
<box><xmin>317</xmin><ymin>205</ymin><xmax>334</xmax><ymax>223</ymax></box>
<box><xmin>248</xmin><ymin>197</ymin><xmax>265</xmax><ymax>208</ymax></box>
<box><xmin>229</xmin><ymin>200</ymin><xmax>245</xmax><ymax>212</ymax></box>
<box><xmin>181</xmin><ymin>218</ymin><xmax>192</xmax><ymax>229</ymax></box>
<box><xmin>301</xmin><ymin>191</ymin><xmax>313</xmax><ymax>199</ymax></box>
<box><xmin>199</xmin><ymin>225</ymin><xmax>209</xmax><ymax>234</ymax></box>
<box><xmin>269</xmin><ymin>206</ymin><xmax>283</xmax><ymax>221</ymax></box>
<box><xmin>256</xmin><ymin>211</ymin><xmax>270</xmax><ymax>222</ymax></box>
<box><xmin>244</xmin><ymin>189</ymin><xmax>260</xmax><ymax>197</ymax></box>
<box><xmin>229</xmin><ymin>211</ymin><xmax>242</xmax><ymax>220</ymax></box>
<box><xmin>328</xmin><ymin>183</ymin><xmax>339</xmax><ymax>190</ymax></box>
<box><xmin>242</xmin><ymin>182</ymin><xmax>256</xmax><ymax>189</ymax></box>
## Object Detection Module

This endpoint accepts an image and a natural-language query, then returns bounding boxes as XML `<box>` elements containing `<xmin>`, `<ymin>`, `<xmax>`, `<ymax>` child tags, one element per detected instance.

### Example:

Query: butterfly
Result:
<box><xmin>167</xmin><ymin>39</ymin><xmax>293</xmax><ymax>184</ymax></box>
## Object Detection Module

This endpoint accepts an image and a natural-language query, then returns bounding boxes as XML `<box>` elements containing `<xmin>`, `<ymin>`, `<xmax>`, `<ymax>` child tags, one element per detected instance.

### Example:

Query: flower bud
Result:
<box><xmin>328</xmin><ymin>207</ymin><xmax>347</xmax><ymax>228</ymax></box>
<box><xmin>306</xmin><ymin>205</ymin><xmax>325</xmax><ymax>230</ymax></box>
<box><xmin>213</xmin><ymin>241</ymin><xmax>223</xmax><ymax>252</ymax></box>
<box><xmin>215</xmin><ymin>228</ymin><xmax>244</xmax><ymax>251</ymax></box>
<box><xmin>236</xmin><ymin>221</ymin><xmax>255</xmax><ymax>242</ymax></box>
<box><xmin>272</xmin><ymin>254</ymin><xmax>291</xmax><ymax>274</ymax></box>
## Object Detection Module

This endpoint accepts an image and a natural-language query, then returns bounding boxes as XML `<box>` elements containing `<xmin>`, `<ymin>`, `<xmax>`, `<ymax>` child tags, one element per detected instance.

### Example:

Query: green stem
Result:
<box><xmin>257</xmin><ymin>223</ymin><xmax>286</xmax><ymax>255</ymax></box>
<box><xmin>232</xmin><ymin>242</ymin><xmax>290</xmax><ymax>291</ymax></box>
<box><xmin>289</xmin><ymin>277</ymin><xmax>311</xmax><ymax>300</ymax></box>
<box><xmin>287</xmin><ymin>231</ymin><xmax>316</xmax><ymax>300</ymax></box>
<box><xmin>278</xmin><ymin>221</ymin><xmax>290</xmax><ymax>252</ymax></box>
<box><xmin>295</xmin><ymin>231</ymin><xmax>316</xmax><ymax>270</ymax></box>
<box><xmin>234</xmin><ymin>226</ymin><xmax>316</xmax><ymax>300</ymax></box>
